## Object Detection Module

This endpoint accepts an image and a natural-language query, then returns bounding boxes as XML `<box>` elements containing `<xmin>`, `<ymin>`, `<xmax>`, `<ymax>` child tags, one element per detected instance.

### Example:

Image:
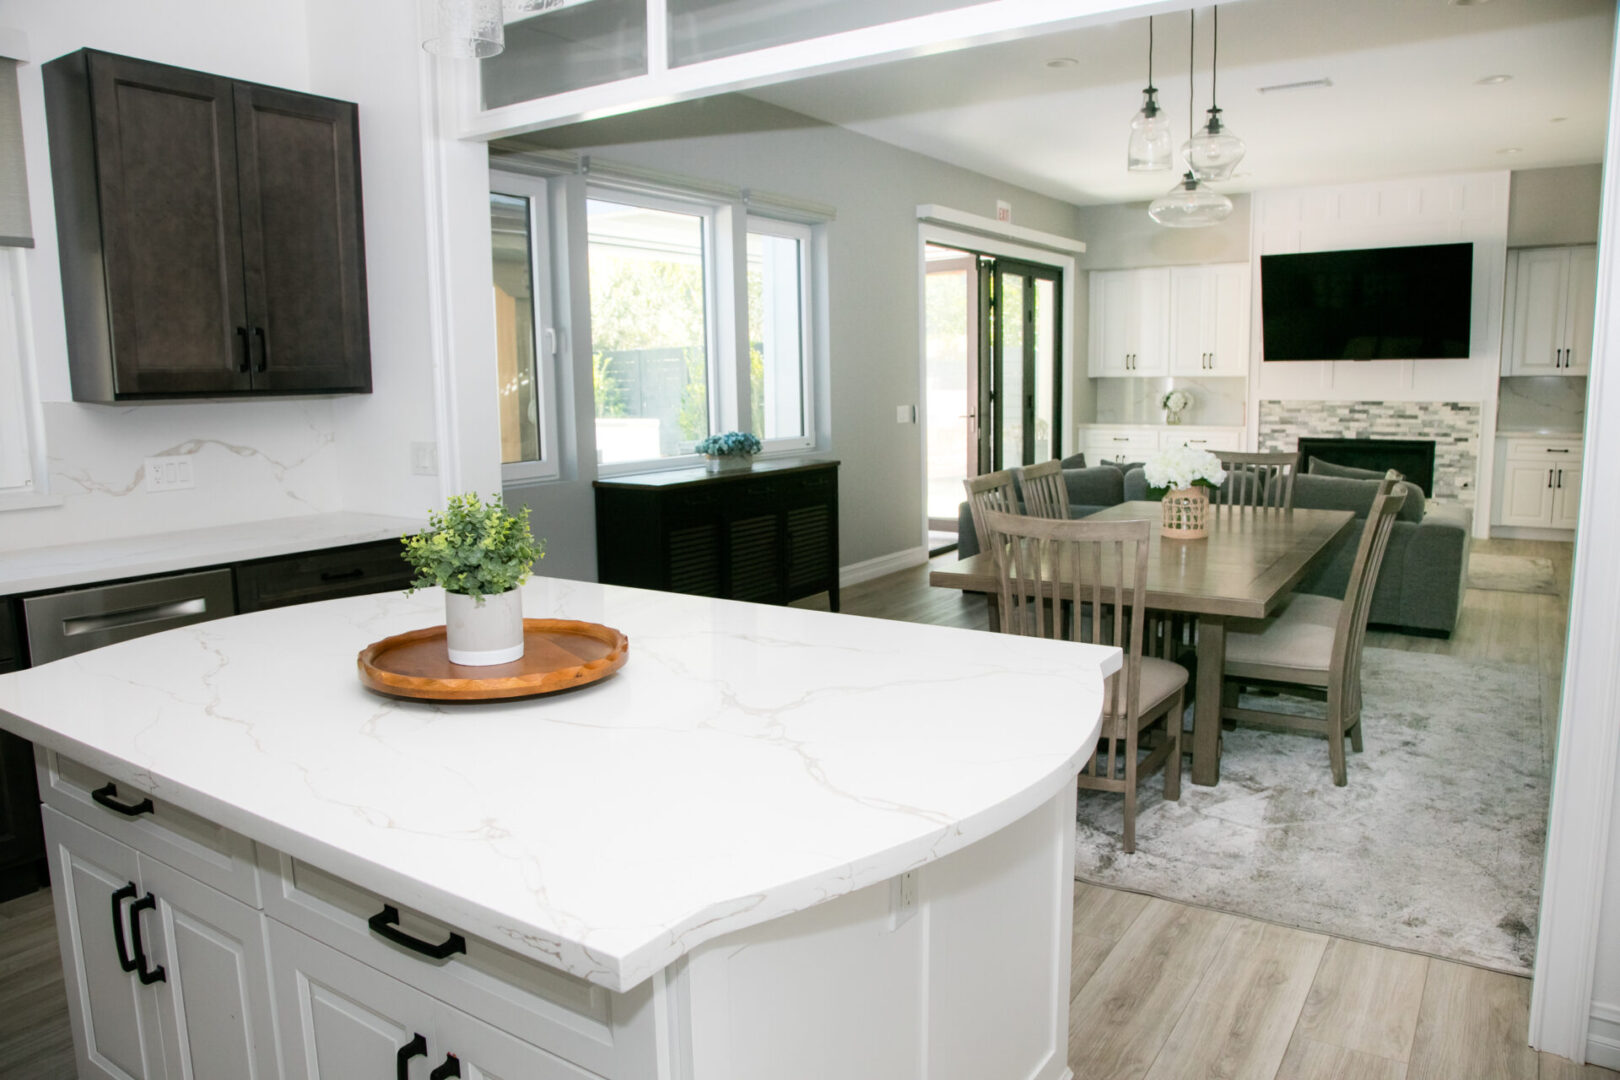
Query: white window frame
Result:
<box><xmin>0</xmin><ymin>246</ymin><xmax>52</xmax><ymax>512</ymax></box>
<box><xmin>746</xmin><ymin>215</ymin><xmax>817</xmax><ymax>455</ymax></box>
<box><xmin>586</xmin><ymin>183</ymin><xmax>724</xmax><ymax>477</ymax></box>
<box><xmin>490</xmin><ymin>170</ymin><xmax>562</xmax><ymax>485</ymax></box>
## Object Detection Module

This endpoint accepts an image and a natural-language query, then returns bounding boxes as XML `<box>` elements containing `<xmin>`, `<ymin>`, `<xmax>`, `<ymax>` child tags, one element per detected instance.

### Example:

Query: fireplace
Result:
<box><xmin>1296</xmin><ymin>437</ymin><xmax>1437</xmax><ymax>497</ymax></box>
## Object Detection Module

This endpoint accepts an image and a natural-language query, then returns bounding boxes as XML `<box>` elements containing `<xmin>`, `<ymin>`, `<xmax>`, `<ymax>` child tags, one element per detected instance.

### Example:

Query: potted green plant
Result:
<box><xmin>402</xmin><ymin>493</ymin><xmax>545</xmax><ymax>666</ymax></box>
<box><xmin>695</xmin><ymin>431</ymin><xmax>762</xmax><ymax>473</ymax></box>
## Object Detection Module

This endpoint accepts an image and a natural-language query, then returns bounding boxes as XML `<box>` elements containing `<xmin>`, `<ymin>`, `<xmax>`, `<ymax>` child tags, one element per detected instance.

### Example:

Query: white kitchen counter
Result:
<box><xmin>0</xmin><ymin>577</ymin><xmax>1116</xmax><ymax>995</ymax></box>
<box><xmin>0</xmin><ymin>511</ymin><xmax>425</xmax><ymax>595</ymax></box>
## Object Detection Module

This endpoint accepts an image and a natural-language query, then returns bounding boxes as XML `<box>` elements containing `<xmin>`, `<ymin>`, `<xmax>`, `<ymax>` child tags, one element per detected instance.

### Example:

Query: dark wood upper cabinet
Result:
<box><xmin>44</xmin><ymin>50</ymin><xmax>371</xmax><ymax>401</ymax></box>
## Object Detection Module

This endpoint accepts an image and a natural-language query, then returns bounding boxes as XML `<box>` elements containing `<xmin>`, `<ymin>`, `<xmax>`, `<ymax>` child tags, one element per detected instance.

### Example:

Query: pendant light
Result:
<box><xmin>1149</xmin><ymin>11</ymin><xmax>1233</xmax><ymax>229</ymax></box>
<box><xmin>1182</xmin><ymin>6</ymin><xmax>1245</xmax><ymax>182</ymax></box>
<box><xmin>1127</xmin><ymin>17</ymin><xmax>1173</xmax><ymax>172</ymax></box>
<box><xmin>423</xmin><ymin>0</ymin><xmax>504</xmax><ymax>58</ymax></box>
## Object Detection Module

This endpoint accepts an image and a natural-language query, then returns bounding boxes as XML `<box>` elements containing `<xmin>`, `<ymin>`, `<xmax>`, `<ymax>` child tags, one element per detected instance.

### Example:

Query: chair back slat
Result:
<box><xmin>980</xmin><ymin>508</ymin><xmax>1151</xmax><ymax>729</ymax></box>
<box><xmin>1331</xmin><ymin>471</ymin><xmax>1406</xmax><ymax>702</ymax></box>
<box><xmin>963</xmin><ymin>471</ymin><xmax>1018</xmax><ymax>555</ymax></box>
<box><xmin>1017</xmin><ymin>459</ymin><xmax>1070</xmax><ymax>520</ymax></box>
<box><xmin>1213</xmin><ymin>450</ymin><xmax>1301</xmax><ymax>509</ymax></box>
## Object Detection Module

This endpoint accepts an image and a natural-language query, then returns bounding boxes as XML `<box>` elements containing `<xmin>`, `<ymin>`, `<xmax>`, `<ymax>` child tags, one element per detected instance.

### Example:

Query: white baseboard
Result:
<box><xmin>1489</xmin><ymin>524</ymin><xmax>1577</xmax><ymax>542</ymax></box>
<box><xmin>840</xmin><ymin>545</ymin><xmax>928</xmax><ymax>588</ymax></box>
<box><xmin>1589</xmin><ymin>1003</ymin><xmax>1620</xmax><ymax>1070</ymax></box>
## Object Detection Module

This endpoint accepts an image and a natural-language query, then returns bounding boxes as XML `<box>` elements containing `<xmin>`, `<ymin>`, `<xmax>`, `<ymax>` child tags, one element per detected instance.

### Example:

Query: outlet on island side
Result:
<box><xmin>143</xmin><ymin>454</ymin><xmax>195</xmax><ymax>493</ymax></box>
<box><xmin>887</xmin><ymin>869</ymin><xmax>919</xmax><ymax>932</ymax></box>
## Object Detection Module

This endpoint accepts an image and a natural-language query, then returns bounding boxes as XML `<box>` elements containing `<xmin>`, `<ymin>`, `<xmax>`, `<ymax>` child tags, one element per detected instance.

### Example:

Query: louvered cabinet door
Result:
<box><xmin>666</xmin><ymin>522</ymin><xmax>722</xmax><ymax>597</ymax></box>
<box><xmin>726</xmin><ymin>514</ymin><xmax>784</xmax><ymax>604</ymax></box>
<box><xmin>785</xmin><ymin>504</ymin><xmax>832</xmax><ymax>596</ymax></box>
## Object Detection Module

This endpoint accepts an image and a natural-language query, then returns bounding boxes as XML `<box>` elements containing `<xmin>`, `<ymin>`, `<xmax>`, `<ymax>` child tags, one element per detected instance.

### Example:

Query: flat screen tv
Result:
<box><xmin>1260</xmin><ymin>242</ymin><xmax>1473</xmax><ymax>361</ymax></box>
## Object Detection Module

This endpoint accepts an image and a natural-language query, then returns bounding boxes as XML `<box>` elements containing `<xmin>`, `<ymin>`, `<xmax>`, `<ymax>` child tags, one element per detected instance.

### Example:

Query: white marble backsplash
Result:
<box><xmin>1092</xmin><ymin>377</ymin><xmax>1247</xmax><ymax>426</ymax></box>
<box><xmin>1497</xmin><ymin>376</ymin><xmax>1587</xmax><ymax>433</ymax></box>
<box><xmin>1</xmin><ymin>400</ymin><xmax>343</xmax><ymax>552</ymax></box>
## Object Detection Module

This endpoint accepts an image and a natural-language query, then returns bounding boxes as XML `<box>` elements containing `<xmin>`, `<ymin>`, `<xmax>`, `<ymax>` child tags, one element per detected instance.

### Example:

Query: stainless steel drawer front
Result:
<box><xmin>24</xmin><ymin>568</ymin><xmax>236</xmax><ymax>664</ymax></box>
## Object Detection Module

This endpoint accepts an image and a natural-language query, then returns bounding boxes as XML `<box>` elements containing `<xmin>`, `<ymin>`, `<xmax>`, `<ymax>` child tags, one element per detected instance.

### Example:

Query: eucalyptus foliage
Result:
<box><xmin>695</xmin><ymin>431</ymin><xmax>762</xmax><ymax>457</ymax></box>
<box><xmin>402</xmin><ymin>493</ymin><xmax>545</xmax><ymax>601</ymax></box>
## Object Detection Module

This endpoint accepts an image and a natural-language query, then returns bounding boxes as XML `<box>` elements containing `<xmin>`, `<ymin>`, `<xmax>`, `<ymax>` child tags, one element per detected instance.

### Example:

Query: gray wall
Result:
<box><xmin>1074</xmin><ymin>196</ymin><xmax>1252</xmax><ymax>271</ymax></box>
<box><xmin>502</xmin><ymin>95</ymin><xmax>1085</xmax><ymax>571</ymax></box>
<box><xmin>1508</xmin><ymin>164</ymin><xmax>1603</xmax><ymax>247</ymax></box>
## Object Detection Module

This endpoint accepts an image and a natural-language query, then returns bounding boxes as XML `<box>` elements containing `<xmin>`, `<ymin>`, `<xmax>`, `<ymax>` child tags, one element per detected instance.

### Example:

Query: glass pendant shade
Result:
<box><xmin>1183</xmin><ymin>111</ymin><xmax>1245</xmax><ymax>182</ymax></box>
<box><xmin>424</xmin><ymin>0</ymin><xmax>504</xmax><ymax>58</ymax></box>
<box><xmin>1128</xmin><ymin>89</ymin><xmax>1173</xmax><ymax>172</ymax></box>
<box><xmin>1148</xmin><ymin>172</ymin><xmax>1234</xmax><ymax>228</ymax></box>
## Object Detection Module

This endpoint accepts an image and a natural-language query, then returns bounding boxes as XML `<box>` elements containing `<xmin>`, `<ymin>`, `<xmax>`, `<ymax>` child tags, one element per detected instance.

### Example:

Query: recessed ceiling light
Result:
<box><xmin>1257</xmin><ymin>78</ymin><xmax>1333</xmax><ymax>94</ymax></box>
<box><xmin>1045</xmin><ymin>57</ymin><xmax>1079</xmax><ymax>69</ymax></box>
<box><xmin>1551</xmin><ymin>116</ymin><xmax>1568</xmax><ymax>123</ymax></box>
<box><xmin>1477</xmin><ymin>74</ymin><xmax>1513</xmax><ymax>85</ymax></box>
<box><xmin>1450</xmin><ymin>0</ymin><xmax>1493</xmax><ymax>6</ymax></box>
<box><xmin>1497</xmin><ymin>147</ymin><xmax>1523</xmax><ymax>155</ymax></box>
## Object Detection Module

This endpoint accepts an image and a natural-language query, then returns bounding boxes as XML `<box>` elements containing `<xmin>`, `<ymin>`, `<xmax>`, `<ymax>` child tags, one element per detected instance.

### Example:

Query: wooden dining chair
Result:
<box><xmin>962</xmin><ymin>470</ymin><xmax>1019</xmax><ymax>555</ymax></box>
<box><xmin>1213</xmin><ymin>450</ymin><xmax>1301</xmax><ymax>509</ymax></box>
<box><xmin>1016</xmin><ymin>459</ymin><xmax>1070</xmax><ymax>519</ymax></box>
<box><xmin>980</xmin><ymin>508</ymin><xmax>1185</xmax><ymax>852</ymax></box>
<box><xmin>1218</xmin><ymin>474</ymin><xmax>1406</xmax><ymax>785</ymax></box>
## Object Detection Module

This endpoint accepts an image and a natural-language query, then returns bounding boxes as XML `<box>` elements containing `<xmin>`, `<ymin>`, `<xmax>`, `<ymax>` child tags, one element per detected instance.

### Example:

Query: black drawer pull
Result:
<box><xmin>429</xmin><ymin>1054</ymin><xmax>461</xmax><ymax>1080</ymax></box>
<box><xmin>319</xmin><ymin>568</ymin><xmax>366</xmax><ymax>583</ymax></box>
<box><xmin>397</xmin><ymin>1033</ymin><xmax>428</xmax><ymax>1080</ymax></box>
<box><xmin>236</xmin><ymin>326</ymin><xmax>251</xmax><ymax>374</ymax></box>
<box><xmin>130</xmin><ymin>892</ymin><xmax>166</xmax><ymax>984</ymax></box>
<box><xmin>92</xmin><ymin>783</ymin><xmax>155</xmax><ymax>817</ymax></box>
<box><xmin>111</xmin><ymin>883</ymin><xmax>139</xmax><ymax>972</ymax></box>
<box><xmin>368</xmin><ymin>904</ymin><xmax>466</xmax><ymax>960</ymax></box>
<box><xmin>254</xmin><ymin>326</ymin><xmax>270</xmax><ymax>373</ymax></box>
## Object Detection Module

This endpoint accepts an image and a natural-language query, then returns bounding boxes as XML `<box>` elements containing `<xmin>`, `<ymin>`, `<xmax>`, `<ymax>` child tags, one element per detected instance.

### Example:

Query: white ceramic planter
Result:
<box><xmin>705</xmin><ymin>454</ymin><xmax>752</xmax><ymax>473</ymax></box>
<box><xmin>445</xmin><ymin>589</ymin><xmax>524</xmax><ymax>666</ymax></box>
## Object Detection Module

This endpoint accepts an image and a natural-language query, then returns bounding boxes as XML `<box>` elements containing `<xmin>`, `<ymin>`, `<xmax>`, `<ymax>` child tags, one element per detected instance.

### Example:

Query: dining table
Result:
<box><xmin>930</xmin><ymin>500</ymin><xmax>1358</xmax><ymax>786</ymax></box>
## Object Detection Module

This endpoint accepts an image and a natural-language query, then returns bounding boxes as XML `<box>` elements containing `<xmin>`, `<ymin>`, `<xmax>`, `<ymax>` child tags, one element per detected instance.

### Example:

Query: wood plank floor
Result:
<box><xmin>0</xmin><ymin>538</ymin><xmax>1604</xmax><ymax>1078</ymax></box>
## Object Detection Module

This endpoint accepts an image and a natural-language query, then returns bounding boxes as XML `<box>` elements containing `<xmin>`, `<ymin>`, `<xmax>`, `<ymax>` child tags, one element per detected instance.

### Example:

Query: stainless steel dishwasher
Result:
<box><xmin>23</xmin><ymin>568</ymin><xmax>236</xmax><ymax>664</ymax></box>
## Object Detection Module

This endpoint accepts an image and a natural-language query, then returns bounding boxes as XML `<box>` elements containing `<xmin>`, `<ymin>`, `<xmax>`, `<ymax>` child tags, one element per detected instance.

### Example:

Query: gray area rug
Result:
<box><xmin>1467</xmin><ymin>552</ymin><xmax>1559</xmax><ymax>595</ymax></box>
<box><xmin>1075</xmin><ymin>648</ymin><xmax>1547</xmax><ymax>974</ymax></box>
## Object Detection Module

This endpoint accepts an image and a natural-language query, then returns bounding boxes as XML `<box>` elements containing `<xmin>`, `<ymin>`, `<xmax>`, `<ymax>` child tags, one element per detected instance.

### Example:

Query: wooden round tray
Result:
<box><xmin>357</xmin><ymin>619</ymin><xmax>629</xmax><ymax>702</ymax></box>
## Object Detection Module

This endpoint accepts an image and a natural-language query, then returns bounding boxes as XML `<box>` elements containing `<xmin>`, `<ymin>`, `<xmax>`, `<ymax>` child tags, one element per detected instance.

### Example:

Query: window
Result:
<box><xmin>586</xmin><ymin>195</ymin><xmax>715</xmax><ymax>466</ymax></box>
<box><xmin>490</xmin><ymin>172</ymin><xmax>559</xmax><ymax>483</ymax></box>
<box><xmin>0</xmin><ymin>247</ymin><xmax>47</xmax><ymax>505</ymax></box>
<box><xmin>747</xmin><ymin>217</ymin><xmax>813</xmax><ymax>450</ymax></box>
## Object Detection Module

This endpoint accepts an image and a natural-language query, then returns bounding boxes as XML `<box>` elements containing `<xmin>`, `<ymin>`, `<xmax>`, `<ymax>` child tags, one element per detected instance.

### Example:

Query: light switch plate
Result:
<box><xmin>411</xmin><ymin>442</ymin><xmax>439</xmax><ymax>477</ymax></box>
<box><xmin>896</xmin><ymin>405</ymin><xmax>916</xmax><ymax>424</ymax></box>
<box><xmin>143</xmin><ymin>455</ymin><xmax>195</xmax><ymax>493</ymax></box>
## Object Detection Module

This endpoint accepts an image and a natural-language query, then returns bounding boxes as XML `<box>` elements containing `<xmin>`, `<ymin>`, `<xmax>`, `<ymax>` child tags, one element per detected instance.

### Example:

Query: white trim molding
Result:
<box><xmin>916</xmin><ymin>204</ymin><xmax>1086</xmax><ymax>255</ymax></box>
<box><xmin>1527</xmin><ymin>14</ymin><xmax>1620</xmax><ymax>1061</ymax></box>
<box><xmin>1590</xmin><ymin>1003</ymin><xmax>1620</xmax><ymax>1071</ymax></box>
<box><xmin>840</xmin><ymin>545</ymin><xmax>928</xmax><ymax>589</ymax></box>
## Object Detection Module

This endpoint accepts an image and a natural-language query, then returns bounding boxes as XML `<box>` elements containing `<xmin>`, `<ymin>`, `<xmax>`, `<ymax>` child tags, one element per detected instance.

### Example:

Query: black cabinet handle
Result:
<box><xmin>397</xmin><ymin>1033</ymin><xmax>428</xmax><ymax>1080</ymax></box>
<box><xmin>1548</xmin><ymin>469</ymin><xmax>1555</xmax><ymax>488</ymax></box>
<box><xmin>429</xmin><ymin>1054</ymin><xmax>461</xmax><ymax>1079</ymax></box>
<box><xmin>92</xmin><ymin>783</ymin><xmax>154</xmax><ymax>817</ymax></box>
<box><xmin>319</xmin><ymin>568</ymin><xmax>366</xmax><ymax>583</ymax></box>
<box><xmin>1557</xmin><ymin>470</ymin><xmax>1564</xmax><ymax>489</ymax></box>
<box><xmin>368</xmin><ymin>904</ymin><xmax>466</xmax><ymax>961</ymax></box>
<box><xmin>129</xmin><ymin>892</ymin><xmax>165</xmax><ymax>984</ymax></box>
<box><xmin>254</xmin><ymin>326</ymin><xmax>270</xmax><ymax>373</ymax></box>
<box><xmin>111</xmin><ymin>883</ymin><xmax>139</xmax><ymax>972</ymax></box>
<box><xmin>236</xmin><ymin>327</ymin><xmax>251</xmax><ymax>374</ymax></box>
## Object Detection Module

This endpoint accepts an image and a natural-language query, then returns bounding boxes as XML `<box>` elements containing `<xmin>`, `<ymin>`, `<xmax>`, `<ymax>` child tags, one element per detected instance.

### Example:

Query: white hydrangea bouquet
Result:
<box><xmin>1162</xmin><ymin>388</ymin><xmax>1193</xmax><ymax>425</ymax></box>
<box><xmin>1143</xmin><ymin>444</ymin><xmax>1226</xmax><ymax>539</ymax></box>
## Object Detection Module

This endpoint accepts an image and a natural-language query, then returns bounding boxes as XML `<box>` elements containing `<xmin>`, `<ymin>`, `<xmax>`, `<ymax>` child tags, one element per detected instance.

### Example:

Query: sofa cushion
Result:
<box><xmin>1061</xmin><ymin>453</ymin><xmax>1087</xmax><ymax>469</ymax></box>
<box><xmin>1292</xmin><ymin>473</ymin><xmax>1426</xmax><ymax>524</ymax></box>
<box><xmin>1308</xmin><ymin>456</ymin><xmax>1400</xmax><ymax>482</ymax></box>
<box><xmin>1065</xmin><ymin>466</ymin><xmax>1125</xmax><ymax>508</ymax></box>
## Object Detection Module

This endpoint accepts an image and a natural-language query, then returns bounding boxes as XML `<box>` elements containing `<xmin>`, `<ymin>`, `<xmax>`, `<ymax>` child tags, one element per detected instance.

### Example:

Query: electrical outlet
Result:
<box><xmin>887</xmin><ymin>870</ymin><xmax>919</xmax><ymax>932</ymax></box>
<box><xmin>411</xmin><ymin>442</ymin><xmax>439</xmax><ymax>477</ymax></box>
<box><xmin>143</xmin><ymin>455</ymin><xmax>195</xmax><ymax>493</ymax></box>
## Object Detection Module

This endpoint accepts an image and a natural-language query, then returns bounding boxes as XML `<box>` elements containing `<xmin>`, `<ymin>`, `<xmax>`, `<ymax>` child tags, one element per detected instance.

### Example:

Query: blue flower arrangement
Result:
<box><xmin>695</xmin><ymin>431</ymin><xmax>762</xmax><ymax>458</ymax></box>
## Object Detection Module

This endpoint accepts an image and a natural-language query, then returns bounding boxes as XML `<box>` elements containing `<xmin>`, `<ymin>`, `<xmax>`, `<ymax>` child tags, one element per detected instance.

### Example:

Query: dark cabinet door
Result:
<box><xmin>236</xmin><ymin>85</ymin><xmax>371</xmax><ymax>394</ymax></box>
<box><xmin>87</xmin><ymin>52</ymin><xmax>250</xmax><ymax>396</ymax></box>
<box><xmin>0</xmin><ymin>601</ymin><xmax>43</xmax><ymax>901</ymax></box>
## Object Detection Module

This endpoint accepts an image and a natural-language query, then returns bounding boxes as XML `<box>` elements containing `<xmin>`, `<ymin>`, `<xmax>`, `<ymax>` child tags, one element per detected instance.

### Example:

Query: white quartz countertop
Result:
<box><xmin>0</xmin><ymin>512</ymin><xmax>425</xmax><ymax>595</ymax></box>
<box><xmin>0</xmin><ymin>579</ymin><xmax>1117</xmax><ymax>992</ymax></box>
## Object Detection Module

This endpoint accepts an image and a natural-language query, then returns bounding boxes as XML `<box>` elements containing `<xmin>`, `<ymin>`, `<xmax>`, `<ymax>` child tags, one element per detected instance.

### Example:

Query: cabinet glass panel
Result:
<box><xmin>667</xmin><ymin>0</ymin><xmax>983</xmax><ymax>66</ymax></box>
<box><xmin>587</xmin><ymin>198</ymin><xmax>711</xmax><ymax>465</ymax></box>
<box><xmin>481</xmin><ymin>0</ymin><xmax>647</xmax><ymax>109</ymax></box>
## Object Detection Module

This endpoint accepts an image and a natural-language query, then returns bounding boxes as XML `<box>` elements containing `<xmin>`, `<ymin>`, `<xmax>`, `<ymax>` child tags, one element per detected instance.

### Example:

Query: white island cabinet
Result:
<box><xmin>0</xmin><ymin>579</ymin><xmax>1117</xmax><ymax>1080</ymax></box>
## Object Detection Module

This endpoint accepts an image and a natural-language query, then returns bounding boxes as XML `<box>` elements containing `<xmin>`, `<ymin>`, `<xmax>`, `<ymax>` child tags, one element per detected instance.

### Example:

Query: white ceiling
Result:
<box><xmin>747</xmin><ymin>0</ymin><xmax>1615</xmax><ymax>207</ymax></box>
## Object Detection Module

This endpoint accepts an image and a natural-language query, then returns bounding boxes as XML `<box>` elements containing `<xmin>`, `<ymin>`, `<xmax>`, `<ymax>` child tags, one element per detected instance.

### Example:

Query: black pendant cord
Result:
<box><xmin>1188</xmin><ymin>9</ymin><xmax>1197</xmax><ymax>146</ymax></box>
<box><xmin>1211</xmin><ymin>7</ymin><xmax>1219</xmax><ymax>111</ymax></box>
<box><xmin>1147</xmin><ymin>16</ymin><xmax>1154</xmax><ymax>90</ymax></box>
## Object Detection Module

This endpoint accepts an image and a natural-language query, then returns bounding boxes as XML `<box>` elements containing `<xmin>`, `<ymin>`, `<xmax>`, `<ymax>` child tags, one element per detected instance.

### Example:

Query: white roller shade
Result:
<box><xmin>0</xmin><ymin>59</ymin><xmax>32</xmax><ymax>248</ymax></box>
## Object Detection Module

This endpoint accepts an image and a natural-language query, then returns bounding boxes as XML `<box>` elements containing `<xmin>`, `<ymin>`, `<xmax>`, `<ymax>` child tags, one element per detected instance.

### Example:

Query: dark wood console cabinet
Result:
<box><xmin>594</xmin><ymin>460</ymin><xmax>840</xmax><ymax>610</ymax></box>
<box><xmin>0</xmin><ymin>599</ymin><xmax>44</xmax><ymax>901</ymax></box>
<box><xmin>43</xmin><ymin>49</ymin><xmax>371</xmax><ymax>401</ymax></box>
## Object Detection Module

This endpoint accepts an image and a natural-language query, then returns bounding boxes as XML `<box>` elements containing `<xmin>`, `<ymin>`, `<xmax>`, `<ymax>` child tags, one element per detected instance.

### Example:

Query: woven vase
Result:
<box><xmin>1162</xmin><ymin>486</ymin><xmax>1210</xmax><ymax>539</ymax></box>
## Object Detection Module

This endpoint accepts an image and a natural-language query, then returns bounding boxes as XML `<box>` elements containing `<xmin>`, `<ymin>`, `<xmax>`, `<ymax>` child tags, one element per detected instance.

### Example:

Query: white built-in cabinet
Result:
<box><xmin>1089</xmin><ymin>264</ymin><xmax>1249</xmax><ymax>378</ymax></box>
<box><xmin>1495</xmin><ymin>436</ymin><xmax>1583</xmax><ymax>530</ymax></box>
<box><xmin>1503</xmin><ymin>245</ymin><xmax>1596</xmax><ymax>376</ymax></box>
<box><xmin>1078</xmin><ymin>424</ymin><xmax>1244</xmax><ymax>465</ymax></box>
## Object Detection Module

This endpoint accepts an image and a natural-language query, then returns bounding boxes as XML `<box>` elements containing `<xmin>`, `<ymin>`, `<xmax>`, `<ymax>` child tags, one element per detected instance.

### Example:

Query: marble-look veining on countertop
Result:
<box><xmin>1092</xmin><ymin>376</ymin><xmax>1248</xmax><ymax>426</ymax></box>
<box><xmin>0</xmin><ymin>579</ymin><xmax>1116</xmax><ymax>992</ymax></box>
<box><xmin>2</xmin><ymin>400</ymin><xmax>345</xmax><ymax>552</ymax></box>
<box><xmin>0</xmin><ymin>512</ymin><xmax>425</xmax><ymax>595</ymax></box>
<box><xmin>1496</xmin><ymin>376</ymin><xmax>1586</xmax><ymax>434</ymax></box>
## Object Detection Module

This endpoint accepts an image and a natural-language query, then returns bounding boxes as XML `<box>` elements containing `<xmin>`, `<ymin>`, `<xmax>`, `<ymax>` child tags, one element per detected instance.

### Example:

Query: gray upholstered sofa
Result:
<box><xmin>956</xmin><ymin>460</ymin><xmax>1471</xmax><ymax>636</ymax></box>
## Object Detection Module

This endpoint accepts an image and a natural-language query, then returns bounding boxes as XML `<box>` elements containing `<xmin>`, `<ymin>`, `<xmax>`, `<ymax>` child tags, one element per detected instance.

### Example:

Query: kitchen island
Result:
<box><xmin>0</xmin><ymin>577</ymin><xmax>1116</xmax><ymax>1080</ymax></box>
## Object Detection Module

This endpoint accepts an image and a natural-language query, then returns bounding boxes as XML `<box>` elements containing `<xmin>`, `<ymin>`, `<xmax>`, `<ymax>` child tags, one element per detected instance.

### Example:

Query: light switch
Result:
<box><xmin>896</xmin><ymin>405</ymin><xmax>916</xmax><ymax>424</ymax></box>
<box><xmin>143</xmin><ymin>455</ymin><xmax>195</xmax><ymax>493</ymax></box>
